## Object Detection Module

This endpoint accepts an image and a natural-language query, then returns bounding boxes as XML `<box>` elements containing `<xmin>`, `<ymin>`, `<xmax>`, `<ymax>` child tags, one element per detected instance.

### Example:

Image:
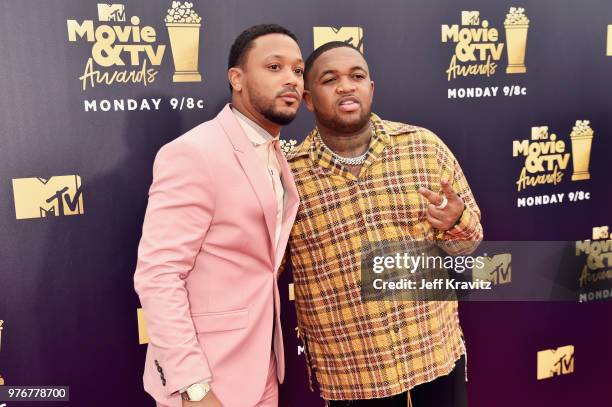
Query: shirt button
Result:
<box><xmin>393</xmin><ymin>326</ymin><xmax>400</xmax><ymax>333</ymax></box>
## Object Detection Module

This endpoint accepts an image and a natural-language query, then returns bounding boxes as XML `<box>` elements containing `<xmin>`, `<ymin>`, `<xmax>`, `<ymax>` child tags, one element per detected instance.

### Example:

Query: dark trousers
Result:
<box><xmin>326</xmin><ymin>356</ymin><xmax>467</xmax><ymax>407</ymax></box>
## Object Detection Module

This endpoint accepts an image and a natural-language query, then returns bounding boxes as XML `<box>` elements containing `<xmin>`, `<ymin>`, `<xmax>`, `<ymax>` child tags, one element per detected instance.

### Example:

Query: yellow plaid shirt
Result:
<box><xmin>287</xmin><ymin>114</ymin><xmax>483</xmax><ymax>400</ymax></box>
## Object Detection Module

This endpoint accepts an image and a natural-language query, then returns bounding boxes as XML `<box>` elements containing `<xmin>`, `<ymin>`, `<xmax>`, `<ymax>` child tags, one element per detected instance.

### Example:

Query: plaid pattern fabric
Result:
<box><xmin>287</xmin><ymin>114</ymin><xmax>483</xmax><ymax>400</ymax></box>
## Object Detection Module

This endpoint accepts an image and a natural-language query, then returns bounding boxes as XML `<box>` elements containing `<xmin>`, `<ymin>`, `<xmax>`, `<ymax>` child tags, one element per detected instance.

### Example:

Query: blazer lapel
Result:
<box><xmin>274</xmin><ymin>144</ymin><xmax>300</xmax><ymax>269</ymax></box>
<box><xmin>216</xmin><ymin>105</ymin><xmax>276</xmax><ymax>256</ymax></box>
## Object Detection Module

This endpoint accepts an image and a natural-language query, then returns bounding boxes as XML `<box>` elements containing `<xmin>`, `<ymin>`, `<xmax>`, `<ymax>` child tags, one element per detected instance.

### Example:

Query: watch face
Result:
<box><xmin>187</xmin><ymin>384</ymin><xmax>208</xmax><ymax>401</ymax></box>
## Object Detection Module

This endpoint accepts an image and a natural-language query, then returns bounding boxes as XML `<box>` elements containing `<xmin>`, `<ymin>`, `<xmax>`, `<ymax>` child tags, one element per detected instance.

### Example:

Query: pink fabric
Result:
<box><xmin>232</xmin><ymin>107</ymin><xmax>285</xmax><ymax>250</ymax></box>
<box><xmin>135</xmin><ymin>104</ymin><xmax>299</xmax><ymax>407</ymax></box>
<box><xmin>156</xmin><ymin>354</ymin><xmax>278</xmax><ymax>407</ymax></box>
<box><xmin>255</xmin><ymin>352</ymin><xmax>279</xmax><ymax>407</ymax></box>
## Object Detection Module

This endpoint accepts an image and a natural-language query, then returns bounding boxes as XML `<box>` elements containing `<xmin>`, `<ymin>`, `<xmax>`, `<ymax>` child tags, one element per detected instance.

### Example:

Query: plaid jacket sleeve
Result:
<box><xmin>431</xmin><ymin>132</ymin><xmax>483</xmax><ymax>255</ymax></box>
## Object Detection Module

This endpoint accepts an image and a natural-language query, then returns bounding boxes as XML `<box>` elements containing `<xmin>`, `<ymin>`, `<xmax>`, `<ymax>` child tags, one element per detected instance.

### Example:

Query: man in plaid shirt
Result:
<box><xmin>286</xmin><ymin>42</ymin><xmax>483</xmax><ymax>406</ymax></box>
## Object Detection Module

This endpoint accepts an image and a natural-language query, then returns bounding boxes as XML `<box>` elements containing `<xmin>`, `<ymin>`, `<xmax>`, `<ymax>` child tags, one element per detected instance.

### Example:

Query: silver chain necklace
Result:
<box><xmin>316</xmin><ymin>126</ymin><xmax>373</xmax><ymax>166</ymax></box>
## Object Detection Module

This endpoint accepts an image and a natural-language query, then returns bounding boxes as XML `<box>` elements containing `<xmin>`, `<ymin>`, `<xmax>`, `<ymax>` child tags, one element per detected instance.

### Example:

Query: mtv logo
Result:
<box><xmin>97</xmin><ymin>3</ymin><xmax>126</xmax><ymax>22</ymax></box>
<box><xmin>313</xmin><ymin>27</ymin><xmax>364</xmax><ymax>53</ymax></box>
<box><xmin>537</xmin><ymin>345</ymin><xmax>575</xmax><ymax>380</ymax></box>
<box><xmin>12</xmin><ymin>175</ymin><xmax>84</xmax><ymax>220</ymax></box>
<box><xmin>593</xmin><ymin>226</ymin><xmax>609</xmax><ymax>240</ymax></box>
<box><xmin>137</xmin><ymin>308</ymin><xmax>149</xmax><ymax>345</ymax></box>
<box><xmin>531</xmin><ymin>126</ymin><xmax>549</xmax><ymax>140</ymax></box>
<box><xmin>0</xmin><ymin>375</ymin><xmax>4</xmax><ymax>385</ymax></box>
<box><xmin>607</xmin><ymin>25</ymin><xmax>612</xmax><ymax>56</ymax></box>
<box><xmin>461</xmin><ymin>11</ymin><xmax>480</xmax><ymax>26</ymax></box>
<box><xmin>474</xmin><ymin>254</ymin><xmax>511</xmax><ymax>285</ymax></box>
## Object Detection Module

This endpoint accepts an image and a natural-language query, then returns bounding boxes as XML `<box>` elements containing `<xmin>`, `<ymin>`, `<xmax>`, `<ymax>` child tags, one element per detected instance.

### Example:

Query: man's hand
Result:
<box><xmin>182</xmin><ymin>390</ymin><xmax>223</xmax><ymax>407</ymax></box>
<box><xmin>418</xmin><ymin>179</ymin><xmax>465</xmax><ymax>232</ymax></box>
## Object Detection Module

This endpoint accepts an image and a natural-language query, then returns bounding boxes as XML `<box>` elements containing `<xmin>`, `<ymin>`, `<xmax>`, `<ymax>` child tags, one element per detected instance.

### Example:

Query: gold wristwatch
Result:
<box><xmin>181</xmin><ymin>382</ymin><xmax>211</xmax><ymax>402</ymax></box>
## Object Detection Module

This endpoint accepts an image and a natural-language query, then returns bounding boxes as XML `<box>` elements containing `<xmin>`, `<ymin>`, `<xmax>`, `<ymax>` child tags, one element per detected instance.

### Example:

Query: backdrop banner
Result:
<box><xmin>0</xmin><ymin>1</ymin><xmax>610</xmax><ymax>406</ymax></box>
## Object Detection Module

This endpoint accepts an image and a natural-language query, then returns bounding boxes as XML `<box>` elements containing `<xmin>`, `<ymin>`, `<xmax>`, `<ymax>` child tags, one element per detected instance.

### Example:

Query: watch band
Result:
<box><xmin>454</xmin><ymin>201</ymin><xmax>466</xmax><ymax>227</ymax></box>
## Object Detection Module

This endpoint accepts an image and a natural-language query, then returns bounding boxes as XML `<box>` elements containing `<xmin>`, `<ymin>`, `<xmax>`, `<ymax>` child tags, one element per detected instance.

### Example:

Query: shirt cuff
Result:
<box><xmin>435</xmin><ymin>206</ymin><xmax>478</xmax><ymax>241</ymax></box>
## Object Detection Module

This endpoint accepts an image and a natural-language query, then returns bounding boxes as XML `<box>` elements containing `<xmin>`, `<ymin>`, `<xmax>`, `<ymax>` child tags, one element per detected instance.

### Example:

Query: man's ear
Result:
<box><xmin>228</xmin><ymin>67</ymin><xmax>243</xmax><ymax>92</ymax></box>
<box><xmin>370</xmin><ymin>80</ymin><xmax>375</xmax><ymax>98</ymax></box>
<box><xmin>303</xmin><ymin>89</ymin><xmax>314</xmax><ymax>112</ymax></box>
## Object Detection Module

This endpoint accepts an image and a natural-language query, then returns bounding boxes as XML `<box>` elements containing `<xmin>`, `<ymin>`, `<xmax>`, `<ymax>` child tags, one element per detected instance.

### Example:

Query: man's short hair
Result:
<box><xmin>304</xmin><ymin>41</ymin><xmax>363</xmax><ymax>88</ymax></box>
<box><xmin>228</xmin><ymin>24</ymin><xmax>299</xmax><ymax>91</ymax></box>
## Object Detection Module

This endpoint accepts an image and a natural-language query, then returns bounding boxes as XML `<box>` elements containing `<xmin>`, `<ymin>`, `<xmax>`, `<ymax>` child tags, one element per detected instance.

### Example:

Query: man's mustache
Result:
<box><xmin>276</xmin><ymin>87</ymin><xmax>301</xmax><ymax>98</ymax></box>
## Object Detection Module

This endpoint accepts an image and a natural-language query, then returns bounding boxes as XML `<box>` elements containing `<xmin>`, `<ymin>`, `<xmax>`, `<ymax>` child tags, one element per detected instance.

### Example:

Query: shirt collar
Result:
<box><xmin>231</xmin><ymin>106</ymin><xmax>280</xmax><ymax>147</ymax></box>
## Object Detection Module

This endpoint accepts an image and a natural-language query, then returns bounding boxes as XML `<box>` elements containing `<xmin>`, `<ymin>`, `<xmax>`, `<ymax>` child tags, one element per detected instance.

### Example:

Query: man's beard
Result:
<box><xmin>314</xmin><ymin>105</ymin><xmax>371</xmax><ymax>133</ymax></box>
<box><xmin>249</xmin><ymin>87</ymin><xmax>298</xmax><ymax>126</ymax></box>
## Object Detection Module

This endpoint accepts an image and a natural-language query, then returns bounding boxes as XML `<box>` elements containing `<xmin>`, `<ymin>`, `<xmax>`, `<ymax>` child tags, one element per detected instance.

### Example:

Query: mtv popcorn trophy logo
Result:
<box><xmin>165</xmin><ymin>2</ymin><xmax>202</xmax><ymax>82</ymax></box>
<box><xmin>473</xmin><ymin>254</ymin><xmax>511</xmax><ymax>285</ymax></box>
<box><xmin>607</xmin><ymin>25</ymin><xmax>612</xmax><ymax>56</ymax></box>
<box><xmin>537</xmin><ymin>345</ymin><xmax>574</xmax><ymax>380</ymax></box>
<box><xmin>512</xmin><ymin>121</ymin><xmax>594</xmax><ymax>208</ymax></box>
<box><xmin>12</xmin><ymin>176</ymin><xmax>84</xmax><ymax>220</ymax></box>
<box><xmin>569</xmin><ymin>121</ymin><xmax>594</xmax><ymax>181</ymax></box>
<box><xmin>443</xmin><ymin>7</ymin><xmax>529</xmax><ymax>99</ymax></box>
<box><xmin>504</xmin><ymin>7</ymin><xmax>529</xmax><ymax>73</ymax></box>
<box><xmin>313</xmin><ymin>27</ymin><xmax>364</xmax><ymax>52</ymax></box>
<box><xmin>576</xmin><ymin>226</ymin><xmax>612</xmax><ymax>302</ymax></box>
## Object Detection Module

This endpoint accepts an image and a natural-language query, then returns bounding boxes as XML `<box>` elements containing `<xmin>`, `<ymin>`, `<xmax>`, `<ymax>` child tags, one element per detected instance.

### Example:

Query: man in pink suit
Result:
<box><xmin>134</xmin><ymin>24</ymin><xmax>304</xmax><ymax>407</ymax></box>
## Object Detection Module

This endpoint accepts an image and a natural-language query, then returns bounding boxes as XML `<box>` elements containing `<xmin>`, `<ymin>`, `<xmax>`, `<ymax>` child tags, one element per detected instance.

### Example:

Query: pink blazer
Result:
<box><xmin>134</xmin><ymin>104</ymin><xmax>299</xmax><ymax>407</ymax></box>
